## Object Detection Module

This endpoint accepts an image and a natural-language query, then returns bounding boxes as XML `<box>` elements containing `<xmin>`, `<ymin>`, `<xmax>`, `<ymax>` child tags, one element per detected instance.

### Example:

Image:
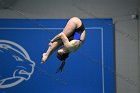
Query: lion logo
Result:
<box><xmin>0</xmin><ymin>40</ymin><xmax>35</xmax><ymax>88</ymax></box>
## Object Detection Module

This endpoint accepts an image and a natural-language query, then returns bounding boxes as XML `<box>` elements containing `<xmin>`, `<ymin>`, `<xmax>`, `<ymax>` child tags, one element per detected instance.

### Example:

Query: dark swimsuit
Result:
<box><xmin>69</xmin><ymin>23</ymin><xmax>85</xmax><ymax>41</ymax></box>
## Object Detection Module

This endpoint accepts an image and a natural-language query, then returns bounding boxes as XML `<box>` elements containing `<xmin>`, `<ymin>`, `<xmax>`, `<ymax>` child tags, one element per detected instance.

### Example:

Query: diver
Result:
<box><xmin>41</xmin><ymin>17</ymin><xmax>86</xmax><ymax>73</ymax></box>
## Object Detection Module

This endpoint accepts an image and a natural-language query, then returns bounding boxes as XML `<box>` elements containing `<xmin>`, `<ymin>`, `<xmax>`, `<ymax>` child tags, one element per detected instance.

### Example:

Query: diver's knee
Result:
<box><xmin>70</xmin><ymin>17</ymin><xmax>82</xmax><ymax>27</ymax></box>
<box><xmin>71</xmin><ymin>17</ymin><xmax>80</xmax><ymax>21</ymax></box>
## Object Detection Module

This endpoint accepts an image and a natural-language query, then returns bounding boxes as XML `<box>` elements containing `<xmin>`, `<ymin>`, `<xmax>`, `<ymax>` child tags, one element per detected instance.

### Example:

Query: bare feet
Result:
<box><xmin>41</xmin><ymin>53</ymin><xmax>48</xmax><ymax>64</ymax></box>
<box><xmin>41</xmin><ymin>42</ymin><xmax>53</xmax><ymax>64</ymax></box>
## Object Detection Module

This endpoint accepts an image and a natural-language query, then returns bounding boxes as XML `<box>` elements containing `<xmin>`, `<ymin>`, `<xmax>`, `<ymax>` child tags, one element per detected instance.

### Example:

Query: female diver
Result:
<box><xmin>41</xmin><ymin>17</ymin><xmax>86</xmax><ymax>73</ymax></box>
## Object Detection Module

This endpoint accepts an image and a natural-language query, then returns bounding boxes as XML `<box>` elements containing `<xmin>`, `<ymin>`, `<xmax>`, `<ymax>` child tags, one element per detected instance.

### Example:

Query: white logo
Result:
<box><xmin>0</xmin><ymin>40</ymin><xmax>35</xmax><ymax>88</ymax></box>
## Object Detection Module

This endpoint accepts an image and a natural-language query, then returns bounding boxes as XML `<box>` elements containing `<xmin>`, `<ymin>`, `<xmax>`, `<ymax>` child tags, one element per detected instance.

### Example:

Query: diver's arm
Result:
<box><xmin>58</xmin><ymin>33</ymin><xmax>71</xmax><ymax>48</ymax></box>
<box><xmin>51</xmin><ymin>32</ymin><xmax>71</xmax><ymax>48</ymax></box>
<box><xmin>50</xmin><ymin>33</ymin><xmax>62</xmax><ymax>43</ymax></box>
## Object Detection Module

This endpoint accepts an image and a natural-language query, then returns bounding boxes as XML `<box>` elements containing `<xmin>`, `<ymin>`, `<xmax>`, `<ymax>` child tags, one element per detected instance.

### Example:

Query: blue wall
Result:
<box><xmin>0</xmin><ymin>19</ymin><xmax>115</xmax><ymax>93</ymax></box>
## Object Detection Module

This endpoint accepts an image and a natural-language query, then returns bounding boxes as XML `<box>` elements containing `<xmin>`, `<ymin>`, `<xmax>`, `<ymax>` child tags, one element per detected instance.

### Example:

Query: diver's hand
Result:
<box><xmin>48</xmin><ymin>42</ymin><xmax>53</xmax><ymax>47</ymax></box>
<box><xmin>41</xmin><ymin>53</ymin><xmax>48</xmax><ymax>64</ymax></box>
<box><xmin>41</xmin><ymin>60</ymin><xmax>45</xmax><ymax>64</ymax></box>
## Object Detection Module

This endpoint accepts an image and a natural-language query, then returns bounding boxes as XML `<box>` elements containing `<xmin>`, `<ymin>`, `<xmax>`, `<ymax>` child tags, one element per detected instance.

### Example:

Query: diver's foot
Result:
<box><xmin>41</xmin><ymin>53</ymin><xmax>48</xmax><ymax>64</ymax></box>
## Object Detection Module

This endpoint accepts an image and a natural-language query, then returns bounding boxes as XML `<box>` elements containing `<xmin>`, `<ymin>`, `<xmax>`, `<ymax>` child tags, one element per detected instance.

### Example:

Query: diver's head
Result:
<box><xmin>57</xmin><ymin>48</ymin><xmax>69</xmax><ymax>61</ymax></box>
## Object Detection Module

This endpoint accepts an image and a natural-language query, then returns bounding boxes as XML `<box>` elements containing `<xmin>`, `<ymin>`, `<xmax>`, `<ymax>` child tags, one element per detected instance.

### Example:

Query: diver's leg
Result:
<box><xmin>41</xmin><ymin>40</ymin><xmax>62</xmax><ymax>64</ymax></box>
<box><xmin>62</xmin><ymin>17</ymin><xmax>82</xmax><ymax>37</ymax></box>
<box><xmin>51</xmin><ymin>17</ymin><xmax>82</xmax><ymax>46</ymax></box>
<box><xmin>41</xmin><ymin>17</ymin><xmax>82</xmax><ymax>63</ymax></box>
<box><xmin>50</xmin><ymin>18</ymin><xmax>77</xmax><ymax>43</ymax></box>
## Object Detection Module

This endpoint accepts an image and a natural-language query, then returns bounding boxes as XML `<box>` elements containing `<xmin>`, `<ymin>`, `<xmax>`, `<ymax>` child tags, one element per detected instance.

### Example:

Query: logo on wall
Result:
<box><xmin>0</xmin><ymin>40</ymin><xmax>35</xmax><ymax>88</ymax></box>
